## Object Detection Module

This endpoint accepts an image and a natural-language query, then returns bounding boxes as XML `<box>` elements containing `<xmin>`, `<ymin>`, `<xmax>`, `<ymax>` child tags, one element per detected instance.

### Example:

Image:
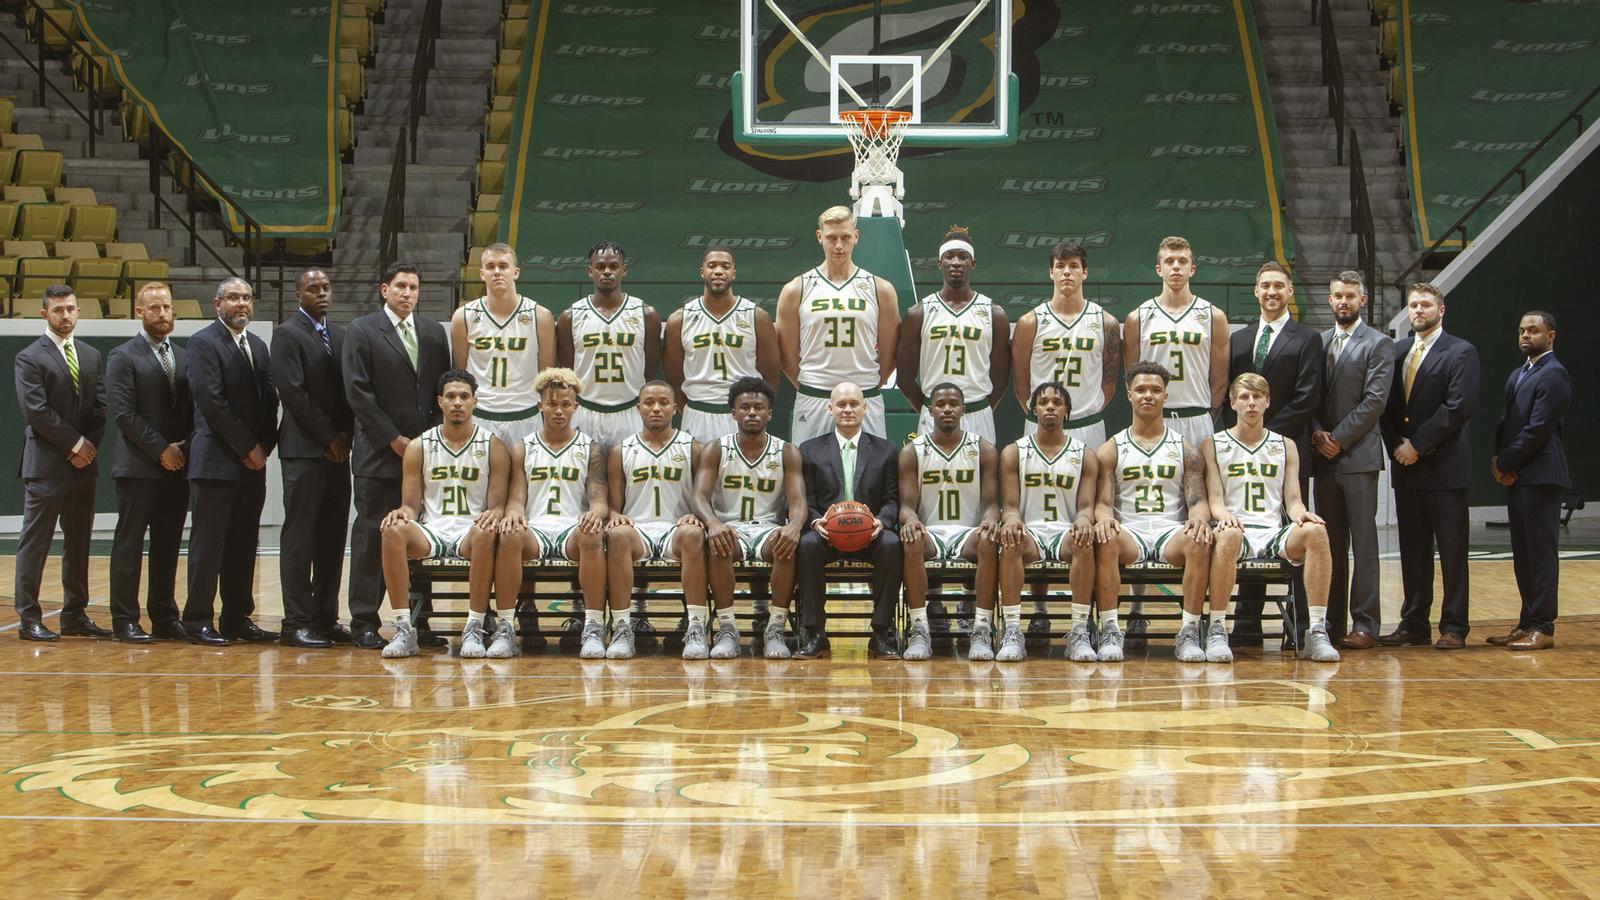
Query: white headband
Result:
<box><xmin>939</xmin><ymin>239</ymin><xmax>976</xmax><ymax>258</ymax></box>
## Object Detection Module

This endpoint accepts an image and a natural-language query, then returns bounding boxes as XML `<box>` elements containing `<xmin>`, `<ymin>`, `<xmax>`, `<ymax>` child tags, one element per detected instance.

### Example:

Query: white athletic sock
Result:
<box><xmin>1208</xmin><ymin>610</ymin><xmax>1227</xmax><ymax>631</ymax></box>
<box><xmin>391</xmin><ymin>612</ymin><xmax>409</xmax><ymax>629</ymax></box>
<box><xmin>1309</xmin><ymin>605</ymin><xmax>1327</xmax><ymax>627</ymax></box>
<box><xmin>1182</xmin><ymin>611</ymin><xmax>1201</xmax><ymax>629</ymax></box>
<box><xmin>1002</xmin><ymin>604</ymin><xmax>1022</xmax><ymax>627</ymax></box>
<box><xmin>768</xmin><ymin>608</ymin><xmax>788</xmax><ymax>628</ymax></box>
<box><xmin>1101</xmin><ymin>608</ymin><xmax>1119</xmax><ymax>631</ymax></box>
<box><xmin>613</xmin><ymin>608</ymin><xmax>632</xmax><ymax>624</ymax></box>
<box><xmin>716</xmin><ymin>609</ymin><xmax>737</xmax><ymax>628</ymax></box>
<box><xmin>910</xmin><ymin>607</ymin><xmax>930</xmax><ymax>625</ymax></box>
<box><xmin>686</xmin><ymin>604</ymin><xmax>709</xmax><ymax>626</ymax></box>
<box><xmin>584</xmin><ymin>609</ymin><xmax>604</xmax><ymax>624</ymax></box>
<box><xmin>465</xmin><ymin>610</ymin><xmax>486</xmax><ymax>626</ymax></box>
<box><xmin>975</xmin><ymin>607</ymin><xmax>993</xmax><ymax>630</ymax></box>
<box><xmin>1071</xmin><ymin>603</ymin><xmax>1091</xmax><ymax>628</ymax></box>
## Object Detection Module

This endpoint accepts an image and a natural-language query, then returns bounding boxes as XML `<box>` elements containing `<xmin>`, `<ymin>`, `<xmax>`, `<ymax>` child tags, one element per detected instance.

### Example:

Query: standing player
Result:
<box><xmin>690</xmin><ymin>377</ymin><xmax>807</xmax><ymax>661</ymax></box>
<box><xmin>603</xmin><ymin>381</ymin><xmax>707</xmax><ymax>659</ymax></box>
<box><xmin>899</xmin><ymin>384</ymin><xmax>1001</xmax><ymax>662</ymax></box>
<box><xmin>1203</xmin><ymin>374</ymin><xmax>1339</xmax><ymax>662</ymax></box>
<box><xmin>557</xmin><ymin>241</ymin><xmax>662</xmax><ymax>449</ymax></box>
<box><xmin>895</xmin><ymin>226</ymin><xmax>1009</xmax><ymax>444</ymax></box>
<box><xmin>377</xmin><ymin>370</ymin><xmax>509</xmax><ymax>659</ymax></box>
<box><xmin>497</xmin><ymin>368</ymin><xmax>611</xmax><ymax>659</ymax></box>
<box><xmin>1124</xmin><ymin>236</ymin><xmax>1229</xmax><ymax>447</ymax></box>
<box><xmin>1092</xmin><ymin>361</ymin><xmax>1215</xmax><ymax>663</ymax></box>
<box><xmin>664</xmin><ymin>247</ymin><xmax>780</xmax><ymax>443</ymax></box>
<box><xmin>776</xmin><ymin>206</ymin><xmax>900</xmax><ymax>443</ymax></box>
<box><xmin>452</xmin><ymin>243</ymin><xmax>557</xmax><ymax>448</ymax></box>
<box><xmin>998</xmin><ymin>382</ymin><xmax>1100</xmax><ymax>662</ymax></box>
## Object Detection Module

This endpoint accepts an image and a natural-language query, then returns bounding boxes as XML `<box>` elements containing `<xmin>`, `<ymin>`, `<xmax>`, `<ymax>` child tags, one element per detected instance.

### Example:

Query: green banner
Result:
<box><xmin>1400</xmin><ymin>0</ymin><xmax>1600</xmax><ymax>248</ymax></box>
<box><xmin>75</xmin><ymin>0</ymin><xmax>343</xmax><ymax>238</ymax></box>
<box><xmin>501</xmin><ymin>1</ymin><xmax>1289</xmax><ymax>322</ymax></box>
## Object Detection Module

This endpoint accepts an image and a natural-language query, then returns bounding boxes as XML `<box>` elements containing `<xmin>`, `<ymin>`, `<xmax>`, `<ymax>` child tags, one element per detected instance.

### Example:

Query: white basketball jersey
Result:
<box><xmin>1212</xmin><ymin>428</ymin><xmax>1288</xmax><ymax>530</ymax></box>
<box><xmin>463</xmin><ymin>295</ymin><xmax>541</xmax><ymax>413</ymax></box>
<box><xmin>1018</xmin><ymin>434</ymin><xmax>1086</xmax><ymax>525</ymax></box>
<box><xmin>521</xmin><ymin>430</ymin><xmax>595</xmax><ymax>519</ymax></box>
<box><xmin>1112</xmin><ymin>427</ymin><xmax>1187</xmax><ymax>526</ymax></box>
<box><xmin>1136</xmin><ymin>296</ymin><xmax>1214</xmax><ymax>410</ymax></box>
<box><xmin>918</xmin><ymin>292</ymin><xmax>994</xmax><ymax>404</ymax></box>
<box><xmin>680</xmin><ymin>296</ymin><xmax>759</xmax><ymax>404</ymax></box>
<box><xmin>620</xmin><ymin>429</ymin><xmax>695</xmax><ymax>524</ymax></box>
<box><xmin>418</xmin><ymin>426</ymin><xmax>493</xmax><ymax>523</ymax></box>
<box><xmin>913</xmin><ymin>431</ymin><xmax>983</xmax><ymax>527</ymax></box>
<box><xmin>571</xmin><ymin>294</ymin><xmax>647</xmax><ymax>407</ymax></box>
<box><xmin>1029</xmin><ymin>300</ymin><xmax>1107</xmax><ymax>418</ymax></box>
<box><xmin>796</xmin><ymin>267</ymin><xmax>880</xmax><ymax>390</ymax></box>
<box><xmin>713</xmin><ymin>433</ymin><xmax>788</xmax><ymax>524</ymax></box>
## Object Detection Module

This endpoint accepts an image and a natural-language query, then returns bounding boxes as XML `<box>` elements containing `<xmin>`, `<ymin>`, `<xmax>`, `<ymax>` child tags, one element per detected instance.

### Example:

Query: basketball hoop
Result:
<box><xmin>839</xmin><ymin>108</ymin><xmax>913</xmax><ymax>186</ymax></box>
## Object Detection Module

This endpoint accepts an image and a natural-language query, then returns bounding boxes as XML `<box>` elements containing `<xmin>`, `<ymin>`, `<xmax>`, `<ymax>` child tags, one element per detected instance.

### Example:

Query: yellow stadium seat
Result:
<box><xmin>107</xmin><ymin>241</ymin><xmax>148</xmax><ymax>260</ymax></box>
<box><xmin>0</xmin><ymin>97</ymin><xmax>13</xmax><ymax>133</ymax></box>
<box><xmin>340</xmin><ymin>16</ymin><xmax>372</xmax><ymax>60</ymax></box>
<box><xmin>507</xmin><ymin>4</ymin><xmax>529</xmax><ymax>19</ymax></box>
<box><xmin>459</xmin><ymin>264</ymin><xmax>485</xmax><ymax>302</ymax></box>
<box><xmin>70</xmin><ymin>257</ymin><xmax>121</xmax><ymax>300</ymax></box>
<box><xmin>337</xmin><ymin>62</ymin><xmax>364</xmax><ymax>106</ymax></box>
<box><xmin>18</xmin><ymin>256</ymin><xmax>70</xmax><ymax>298</ymax></box>
<box><xmin>280</xmin><ymin>237</ymin><xmax>331</xmax><ymax>257</ymax></box>
<box><xmin>2</xmin><ymin>133</ymin><xmax>44</xmax><ymax>151</ymax></box>
<box><xmin>478</xmin><ymin>193</ymin><xmax>501</xmax><ymax>212</ymax></box>
<box><xmin>492</xmin><ymin>63</ymin><xmax>518</xmax><ymax>98</ymax></box>
<box><xmin>14</xmin><ymin>150</ymin><xmax>64</xmax><ymax>189</ymax></box>
<box><xmin>122</xmin><ymin>258</ymin><xmax>170</xmax><ymax>294</ymax></box>
<box><xmin>16</xmin><ymin>202</ymin><xmax>68</xmax><ymax>243</ymax></box>
<box><xmin>1371</xmin><ymin>0</ymin><xmax>1397</xmax><ymax>19</ymax></box>
<box><xmin>0</xmin><ymin>261</ymin><xmax>15</xmax><ymax>310</ymax></box>
<box><xmin>121</xmin><ymin>99</ymin><xmax>150</xmax><ymax>146</ymax></box>
<box><xmin>172</xmin><ymin>299</ymin><xmax>204</xmax><ymax>318</ymax></box>
<box><xmin>53</xmin><ymin>187</ymin><xmax>96</xmax><ymax>206</ymax></box>
<box><xmin>106</xmin><ymin>296</ymin><xmax>131</xmax><ymax>318</ymax></box>
<box><xmin>74</xmin><ymin>298</ymin><xmax>104</xmax><ymax>319</ymax></box>
<box><xmin>502</xmin><ymin>18</ymin><xmax>526</xmax><ymax>50</ymax></box>
<box><xmin>0</xmin><ymin>201</ymin><xmax>16</xmax><ymax>240</ymax></box>
<box><xmin>67</xmin><ymin>205</ymin><xmax>116</xmax><ymax>244</ymax></box>
<box><xmin>486</xmin><ymin>109</ymin><xmax>511</xmax><ymax>143</ymax></box>
<box><xmin>477</xmin><ymin>159</ymin><xmax>505</xmax><ymax>195</ymax></box>
<box><xmin>1389</xmin><ymin>66</ymin><xmax>1403</xmax><ymax>111</ymax></box>
<box><xmin>54</xmin><ymin>240</ymin><xmax>98</xmax><ymax>260</ymax></box>
<box><xmin>470</xmin><ymin>209</ymin><xmax>498</xmax><ymax>246</ymax></box>
<box><xmin>1381</xmin><ymin>18</ymin><xmax>1398</xmax><ymax>62</ymax></box>
<box><xmin>483</xmin><ymin>142</ymin><xmax>506</xmax><ymax>162</ymax></box>
<box><xmin>4</xmin><ymin>239</ymin><xmax>48</xmax><ymax>258</ymax></box>
<box><xmin>31</xmin><ymin>7</ymin><xmax>78</xmax><ymax>52</ymax></box>
<box><xmin>4</xmin><ymin>185</ymin><xmax>47</xmax><ymax>203</ymax></box>
<box><xmin>71</xmin><ymin>50</ymin><xmax>120</xmax><ymax>102</ymax></box>
<box><xmin>0</xmin><ymin>147</ymin><xmax>15</xmax><ymax>184</ymax></box>
<box><xmin>465</xmin><ymin>244</ymin><xmax>486</xmax><ymax>263</ymax></box>
<box><xmin>338</xmin><ymin>106</ymin><xmax>353</xmax><ymax>152</ymax></box>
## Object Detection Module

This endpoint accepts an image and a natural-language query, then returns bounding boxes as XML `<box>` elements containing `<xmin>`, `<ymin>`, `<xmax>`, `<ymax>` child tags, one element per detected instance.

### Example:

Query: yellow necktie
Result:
<box><xmin>1403</xmin><ymin>340</ymin><xmax>1424</xmax><ymax>402</ymax></box>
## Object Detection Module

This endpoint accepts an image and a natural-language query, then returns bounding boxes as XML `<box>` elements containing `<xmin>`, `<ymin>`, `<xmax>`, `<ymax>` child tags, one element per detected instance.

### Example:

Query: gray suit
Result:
<box><xmin>1311</xmin><ymin>319</ymin><xmax>1393</xmax><ymax>640</ymax></box>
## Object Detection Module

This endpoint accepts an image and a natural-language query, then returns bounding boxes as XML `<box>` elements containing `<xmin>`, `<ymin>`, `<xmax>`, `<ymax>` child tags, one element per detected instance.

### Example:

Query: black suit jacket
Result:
<box><xmin>1494</xmin><ymin>353</ymin><xmax>1570</xmax><ymax>488</ymax></box>
<box><xmin>272</xmin><ymin>311</ymin><xmax>352</xmax><ymax>459</ymax></box>
<box><xmin>15</xmin><ymin>333</ymin><xmax>107</xmax><ymax>480</ymax></box>
<box><xmin>342</xmin><ymin>308</ymin><xmax>451</xmax><ymax>479</ymax></box>
<box><xmin>1381</xmin><ymin>330</ymin><xmax>1480</xmax><ymax>491</ymax></box>
<box><xmin>106</xmin><ymin>334</ymin><xmax>192</xmax><ymax>480</ymax></box>
<box><xmin>1227</xmin><ymin>316</ymin><xmax>1322</xmax><ymax>478</ymax></box>
<box><xmin>800</xmin><ymin>430</ymin><xmax>900</xmax><ymax>531</ymax></box>
<box><xmin>186</xmin><ymin>319</ymin><xmax>278</xmax><ymax>482</ymax></box>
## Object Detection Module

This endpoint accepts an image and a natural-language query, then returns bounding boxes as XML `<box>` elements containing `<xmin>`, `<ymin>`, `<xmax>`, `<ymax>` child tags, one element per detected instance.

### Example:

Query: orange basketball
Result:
<box><xmin>825</xmin><ymin>501</ymin><xmax>876</xmax><ymax>552</ymax></box>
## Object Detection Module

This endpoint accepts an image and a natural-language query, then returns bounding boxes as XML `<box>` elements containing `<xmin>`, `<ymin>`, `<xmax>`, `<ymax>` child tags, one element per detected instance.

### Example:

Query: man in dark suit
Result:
<box><xmin>105</xmin><ymin>282</ymin><xmax>192</xmax><ymax>643</ymax></box>
<box><xmin>794</xmin><ymin>381</ymin><xmax>903</xmax><ymax>659</ymax></box>
<box><xmin>1489</xmin><ymin>310</ymin><xmax>1569</xmax><ymax>651</ymax></box>
<box><xmin>182</xmin><ymin>277</ymin><xmax>279</xmax><ymax>646</ymax></box>
<box><xmin>13</xmin><ymin>284</ymin><xmax>109</xmax><ymax>642</ymax></box>
<box><xmin>1224</xmin><ymin>261</ymin><xmax>1322</xmax><ymax>647</ymax></box>
<box><xmin>1310</xmin><ymin>271</ymin><xmax>1394</xmax><ymax>649</ymax></box>
<box><xmin>342</xmin><ymin>261</ymin><xmax>452</xmax><ymax>648</ymax></box>
<box><xmin>1379</xmin><ymin>282</ymin><xmax>1480</xmax><ymax>649</ymax></box>
<box><xmin>272</xmin><ymin>269</ymin><xmax>354</xmax><ymax>649</ymax></box>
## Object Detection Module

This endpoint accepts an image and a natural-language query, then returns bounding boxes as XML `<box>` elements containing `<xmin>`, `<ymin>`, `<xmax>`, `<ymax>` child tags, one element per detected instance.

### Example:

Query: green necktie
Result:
<box><xmin>1253</xmin><ymin>323</ymin><xmax>1273</xmax><ymax>370</ymax></box>
<box><xmin>841</xmin><ymin>439</ymin><xmax>856</xmax><ymax>501</ymax></box>
<box><xmin>399</xmin><ymin>319</ymin><xmax>419</xmax><ymax>370</ymax></box>
<box><xmin>63</xmin><ymin>339</ymin><xmax>79</xmax><ymax>394</ymax></box>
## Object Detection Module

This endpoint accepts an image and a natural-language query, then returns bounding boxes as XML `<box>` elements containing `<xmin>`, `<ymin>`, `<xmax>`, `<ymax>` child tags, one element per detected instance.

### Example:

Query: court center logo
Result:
<box><xmin>10</xmin><ymin>680</ymin><xmax>1600</xmax><ymax>824</ymax></box>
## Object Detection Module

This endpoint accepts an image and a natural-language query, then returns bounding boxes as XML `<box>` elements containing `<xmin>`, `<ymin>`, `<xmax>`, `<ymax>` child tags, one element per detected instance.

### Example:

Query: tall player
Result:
<box><xmin>452</xmin><ymin>243</ymin><xmax>557</xmax><ymax>447</ymax></box>
<box><xmin>497</xmin><ymin>368</ymin><xmax>611</xmax><ymax>659</ymax></box>
<box><xmin>377</xmin><ymin>370</ymin><xmax>509</xmax><ymax>659</ymax></box>
<box><xmin>1092</xmin><ymin>361</ymin><xmax>1215</xmax><ymax>663</ymax></box>
<box><xmin>899</xmin><ymin>384</ymin><xmax>1001</xmax><ymax>662</ymax></box>
<box><xmin>895</xmin><ymin>226</ymin><xmax>1009</xmax><ymax>444</ymax></box>
<box><xmin>603</xmin><ymin>381</ymin><xmax>706</xmax><ymax>659</ymax></box>
<box><xmin>1203</xmin><ymin>373</ymin><xmax>1340</xmax><ymax>663</ymax></box>
<box><xmin>664</xmin><ymin>247</ymin><xmax>780</xmax><ymax>443</ymax></box>
<box><xmin>1124</xmin><ymin>236</ymin><xmax>1229</xmax><ymax>446</ymax></box>
<box><xmin>690</xmin><ymin>376</ymin><xmax>807</xmax><ymax>661</ymax></box>
<box><xmin>776</xmin><ymin>206</ymin><xmax>900</xmax><ymax>443</ymax></box>
<box><xmin>998</xmin><ymin>382</ymin><xmax>1100</xmax><ymax>662</ymax></box>
<box><xmin>557</xmin><ymin>241</ymin><xmax>662</xmax><ymax>449</ymax></box>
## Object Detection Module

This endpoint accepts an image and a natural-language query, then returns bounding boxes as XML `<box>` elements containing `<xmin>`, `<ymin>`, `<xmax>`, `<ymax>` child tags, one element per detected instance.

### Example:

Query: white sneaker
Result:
<box><xmin>1205</xmin><ymin>621</ymin><xmax>1234</xmax><ymax>663</ymax></box>
<box><xmin>763</xmin><ymin>618</ymin><xmax>791</xmax><ymax>659</ymax></box>
<box><xmin>1068</xmin><ymin>621</ymin><xmax>1097</xmax><ymax>662</ymax></box>
<box><xmin>458</xmin><ymin>618</ymin><xmax>487</xmax><ymax>659</ymax></box>
<box><xmin>1174</xmin><ymin>623</ymin><xmax>1207</xmax><ymax>663</ymax></box>
<box><xmin>1096</xmin><ymin>622</ymin><xmax>1124</xmax><ymax>663</ymax></box>
<box><xmin>578</xmin><ymin>619</ymin><xmax>606</xmax><ymax>659</ymax></box>
<box><xmin>968</xmin><ymin>622</ymin><xmax>995</xmax><ymax>661</ymax></box>
<box><xmin>902</xmin><ymin>620</ymin><xmax>932</xmax><ymax>661</ymax></box>
<box><xmin>1306</xmin><ymin>622</ymin><xmax>1341</xmax><ymax>662</ymax></box>
<box><xmin>682</xmin><ymin>618</ymin><xmax>709</xmax><ymax>660</ymax></box>
<box><xmin>605</xmin><ymin>617</ymin><xmax>636</xmax><ymax>660</ymax></box>
<box><xmin>709</xmin><ymin>620</ymin><xmax>740</xmax><ymax>659</ymax></box>
<box><xmin>381</xmin><ymin>619</ymin><xmax>419</xmax><ymax>658</ymax></box>
<box><xmin>486</xmin><ymin>619</ymin><xmax>519</xmax><ymax>659</ymax></box>
<box><xmin>994</xmin><ymin>622</ymin><xmax>1027</xmax><ymax>662</ymax></box>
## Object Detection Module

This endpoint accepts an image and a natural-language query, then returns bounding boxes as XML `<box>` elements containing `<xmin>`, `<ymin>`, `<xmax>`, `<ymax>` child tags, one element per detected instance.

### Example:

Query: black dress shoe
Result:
<box><xmin>59</xmin><ymin>613</ymin><xmax>112</xmax><ymax>638</ymax></box>
<box><xmin>351</xmin><ymin>629</ymin><xmax>385</xmax><ymax>650</ymax></box>
<box><xmin>281</xmin><ymin>627</ymin><xmax>333</xmax><ymax>649</ymax></box>
<box><xmin>151</xmin><ymin>620</ymin><xmax>189</xmax><ymax>641</ymax></box>
<box><xmin>18</xmin><ymin>621</ymin><xmax>58</xmax><ymax>642</ymax></box>
<box><xmin>1229</xmin><ymin>621</ymin><xmax>1264</xmax><ymax>649</ymax></box>
<box><xmin>795</xmin><ymin>632</ymin><xmax>832</xmax><ymax>659</ymax></box>
<box><xmin>186</xmin><ymin>625</ymin><xmax>231</xmax><ymax>646</ymax></box>
<box><xmin>113</xmin><ymin>622</ymin><xmax>154</xmax><ymax>644</ymax></box>
<box><xmin>221</xmin><ymin>621</ymin><xmax>279</xmax><ymax>643</ymax></box>
<box><xmin>320</xmin><ymin>624</ymin><xmax>354</xmax><ymax>644</ymax></box>
<box><xmin>866</xmin><ymin>629</ymin><xmax>900</xmax><ymax>660</ymax></box>
<box><xmin>416</xmin><ymin>628</ymin><xmax>447</xmax><ymax>648</ymax></box>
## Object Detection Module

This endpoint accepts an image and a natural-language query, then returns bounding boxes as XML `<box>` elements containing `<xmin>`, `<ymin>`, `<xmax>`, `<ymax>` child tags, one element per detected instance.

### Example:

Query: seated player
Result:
<box><xmin>899</xmin><ymin>384</ymin><xmax>1001</xmax><ymax>662</ymax></box>
<box><xmin>690</xmin><ymin>376</ymin><xmax>806</xmax><ymax>660</ymax></box>
<box><xmin>998</xmin><ymin>381</ymin><xmax>1100</xmax><ymax>662</ymax></box>
<box><xmin>1203</xmin><ymin>373</ymin><xmax>1339</xmax><ymax>662</ymax></box>
<box><xmin>1092</xmin><ymin>361</ymin><xmax>1215</xmax><ymax>663</ymax></box>
<box><xmin>378</xmin><ymin>370</ymin><xmax>510</xmax><ymax>658</ymax></box>
<box><xmin>604</xmin><ymin>381</ymin><xmax>706</xmax><ymax>659</ymax></box>
<box><xmin>496</xmin><ymin>368</ymin><xmax>611</xmax><ymax>659</ymax></box>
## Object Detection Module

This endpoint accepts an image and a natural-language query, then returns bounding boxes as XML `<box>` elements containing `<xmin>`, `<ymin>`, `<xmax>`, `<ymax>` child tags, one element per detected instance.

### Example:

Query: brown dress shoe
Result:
<box><xmin>1507</xmin><ymin>630</ymin><xmax>1554</xmax><ymax>651</ymax></box>
<box><xmin>1486</xmin><ymin>627</ymin><xmax>1528</xmax><ymax>646</ymax></box>
<box><xmin>1341</xmin><ymin>631</ymin><xmax>1377</xmax><ymax>650</ymax></box>
<box><xmin>1434</xmin><ymin>633</ymin><xmax>1466</xmax><ymax>650</ymax></box>
<box><xmin>1378</xmin><ymin>626</ymin><xmax>1431</xmax><ymax>646</ymax></box>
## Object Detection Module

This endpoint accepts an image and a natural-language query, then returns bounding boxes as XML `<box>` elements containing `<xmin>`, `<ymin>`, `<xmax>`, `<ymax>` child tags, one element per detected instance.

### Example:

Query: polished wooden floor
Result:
<box><xmin>4</xmin><ymin>553</ymin><xmax>1600</xmax><ymax>896</ymax></box>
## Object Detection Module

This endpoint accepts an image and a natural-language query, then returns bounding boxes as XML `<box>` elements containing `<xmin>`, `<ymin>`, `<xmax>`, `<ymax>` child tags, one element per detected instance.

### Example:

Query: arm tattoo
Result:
<box><xmin>1182</xmin><ymin>445</ymin><xmax>1206</xmax><ymax>510</ymax></box>
<box><xmin>587</xmin><ymin>445</ymin><xmax>608</xmax><ymax>503</ymax></box>
<box><xmin>1101</xmin><ymin>322</ymin><xmax>1121</xmax><ymax>394</ymax></box>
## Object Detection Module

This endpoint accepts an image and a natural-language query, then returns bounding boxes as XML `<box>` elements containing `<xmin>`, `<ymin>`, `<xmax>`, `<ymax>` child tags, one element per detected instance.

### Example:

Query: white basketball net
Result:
<box><xmin>840</xmin><ymin>110</ymin><xmax>910</xmax><ymax>185</ymax></box>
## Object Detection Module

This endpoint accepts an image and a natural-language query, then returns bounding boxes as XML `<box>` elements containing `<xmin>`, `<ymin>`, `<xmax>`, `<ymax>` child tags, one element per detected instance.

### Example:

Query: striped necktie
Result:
<box><xmin>156</xmin><ymin>341</ymin><xmax>174</xmax><ymax>390</ymax></box>
<box><xmin>63</xmin><ymin>339</ymin><xmax>79</xmax><ymax>394</ymax></box>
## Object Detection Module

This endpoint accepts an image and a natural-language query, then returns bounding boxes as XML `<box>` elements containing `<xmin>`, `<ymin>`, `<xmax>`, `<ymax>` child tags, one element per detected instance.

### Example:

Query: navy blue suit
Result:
<box><xmin>183</xmin><ymin>318</ymin><xmax>279</xmax><ymax>630</ymax></box>
<box><xmin>1494</xmin><ymin>352</ymin><xmax>1570</xmax><ymax>636</ymax></box>
<box><xmin>1381</xmin><ymin>330</ymin><xmax>1480</xmax><ymax>638</ymax></box>
<box><xmin>796</xmin><ymin>430</ymin><xmax>903</xmax><ymax>633</ymax></box>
